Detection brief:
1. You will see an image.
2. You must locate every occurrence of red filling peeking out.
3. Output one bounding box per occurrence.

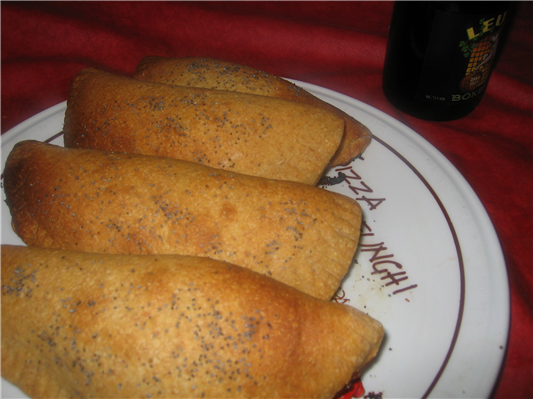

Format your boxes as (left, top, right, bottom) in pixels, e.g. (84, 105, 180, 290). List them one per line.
(334, 377, 365, 399)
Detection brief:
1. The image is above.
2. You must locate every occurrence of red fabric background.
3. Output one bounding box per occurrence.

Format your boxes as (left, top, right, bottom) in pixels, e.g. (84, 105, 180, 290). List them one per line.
(2, 1, 532, 398)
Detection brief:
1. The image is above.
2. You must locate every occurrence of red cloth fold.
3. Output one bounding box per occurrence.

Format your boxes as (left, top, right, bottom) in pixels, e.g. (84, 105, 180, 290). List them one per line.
(2, 2, 532, 398)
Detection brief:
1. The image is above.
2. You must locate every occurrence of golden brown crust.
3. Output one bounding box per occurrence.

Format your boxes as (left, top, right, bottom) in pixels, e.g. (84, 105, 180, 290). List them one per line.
(2, 245, 384, 399)
(4, 140, 362, 300)
(63, 67, 345, 185)
(134, 56, 373, 167)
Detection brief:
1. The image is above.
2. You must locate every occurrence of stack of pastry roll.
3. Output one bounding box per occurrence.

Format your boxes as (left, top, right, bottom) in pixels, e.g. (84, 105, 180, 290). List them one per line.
(63, 58, 373, 182)
(2, 58, 383, 399)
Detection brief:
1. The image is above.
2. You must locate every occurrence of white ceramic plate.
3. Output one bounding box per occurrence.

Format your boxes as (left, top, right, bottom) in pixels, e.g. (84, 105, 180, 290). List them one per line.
(1, 81, 509, 399)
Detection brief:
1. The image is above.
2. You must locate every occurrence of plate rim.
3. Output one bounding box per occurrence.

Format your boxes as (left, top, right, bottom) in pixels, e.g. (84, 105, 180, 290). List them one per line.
(294, 79, 509, 398)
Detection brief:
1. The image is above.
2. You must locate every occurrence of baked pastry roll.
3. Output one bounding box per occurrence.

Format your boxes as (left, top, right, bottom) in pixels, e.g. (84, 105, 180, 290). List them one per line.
(3, 140, 362, 300)
(63, 67, 344, 185)
(1, 245, 384, 399)
(134, 56, 372, 167)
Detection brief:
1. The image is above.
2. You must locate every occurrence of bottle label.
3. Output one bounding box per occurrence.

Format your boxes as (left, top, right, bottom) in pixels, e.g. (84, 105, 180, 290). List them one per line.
(416, 9, 507, 105)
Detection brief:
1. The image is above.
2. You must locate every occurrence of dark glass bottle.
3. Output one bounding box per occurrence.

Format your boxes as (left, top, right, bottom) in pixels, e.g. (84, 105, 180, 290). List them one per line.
(382, 1, 514, 121)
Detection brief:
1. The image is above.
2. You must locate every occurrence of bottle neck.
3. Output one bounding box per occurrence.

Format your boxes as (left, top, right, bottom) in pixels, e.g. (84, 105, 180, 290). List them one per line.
(432, 1, 511, 15)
